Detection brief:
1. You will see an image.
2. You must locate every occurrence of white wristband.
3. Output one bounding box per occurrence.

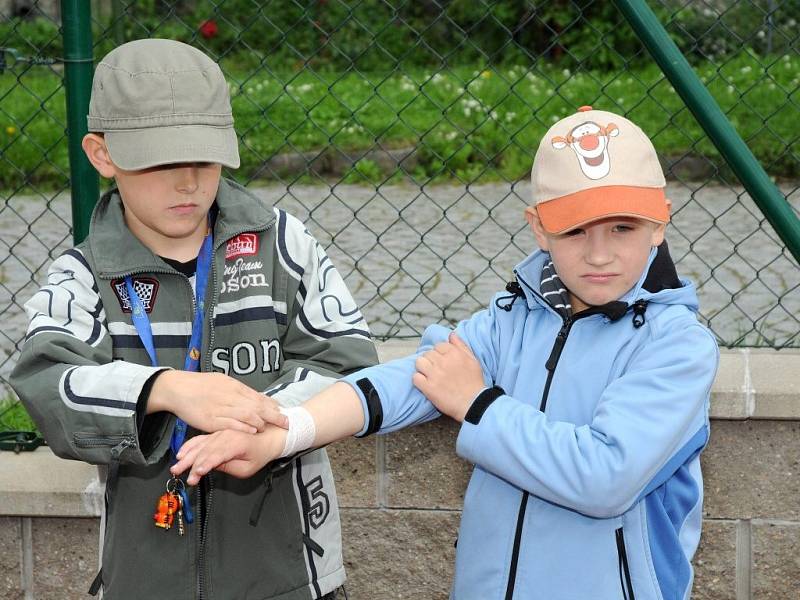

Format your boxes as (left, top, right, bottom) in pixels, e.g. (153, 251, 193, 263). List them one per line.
(278, 406, 316, 458)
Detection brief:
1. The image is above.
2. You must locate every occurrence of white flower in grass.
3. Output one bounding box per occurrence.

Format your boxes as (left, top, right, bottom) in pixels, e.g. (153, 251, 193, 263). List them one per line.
(741, 66, 752, 73)
(464, 107, 472, 117)
(562, 68, 571, 77)
(727, 85, 735, 94)
(490, 111, 499, 120)
(298, 84, 314, 93)
(455, 87, 464, 95)
(505, 112, 516, 122)
(256, 83, 263, 91)
(550, 115, 559, 122)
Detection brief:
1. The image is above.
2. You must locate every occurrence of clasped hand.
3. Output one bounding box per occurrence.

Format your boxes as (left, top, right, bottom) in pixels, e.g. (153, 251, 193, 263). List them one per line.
(150, 371, 290, 485)
(412, 332, 486, 422)
(149, 371, 288, 434)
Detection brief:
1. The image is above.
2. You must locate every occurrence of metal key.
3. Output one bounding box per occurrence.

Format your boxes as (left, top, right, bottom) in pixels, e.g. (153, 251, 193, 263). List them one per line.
(176, 493, 185, 536)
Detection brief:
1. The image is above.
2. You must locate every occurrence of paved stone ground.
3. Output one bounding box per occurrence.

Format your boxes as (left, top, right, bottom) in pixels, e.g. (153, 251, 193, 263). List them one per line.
(2, 181, 799, 397)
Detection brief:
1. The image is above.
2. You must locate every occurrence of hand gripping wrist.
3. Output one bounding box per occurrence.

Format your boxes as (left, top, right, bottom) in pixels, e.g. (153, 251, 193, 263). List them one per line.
(277, 406, 316, 458)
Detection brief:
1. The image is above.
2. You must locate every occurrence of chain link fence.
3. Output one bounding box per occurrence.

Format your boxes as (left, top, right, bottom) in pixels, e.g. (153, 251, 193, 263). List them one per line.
(2, 0, 799, 431)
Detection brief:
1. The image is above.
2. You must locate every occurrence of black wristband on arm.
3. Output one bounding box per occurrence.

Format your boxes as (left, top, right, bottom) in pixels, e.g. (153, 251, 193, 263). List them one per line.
(464, 385, 505, 425)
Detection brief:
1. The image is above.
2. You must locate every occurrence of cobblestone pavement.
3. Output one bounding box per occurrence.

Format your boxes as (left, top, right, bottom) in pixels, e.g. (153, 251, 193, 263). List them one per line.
(2, 181, 799, 395)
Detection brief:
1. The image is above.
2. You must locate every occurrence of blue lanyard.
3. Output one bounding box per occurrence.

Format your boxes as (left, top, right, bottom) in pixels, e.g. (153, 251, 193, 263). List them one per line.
(125, 228, 213, 522)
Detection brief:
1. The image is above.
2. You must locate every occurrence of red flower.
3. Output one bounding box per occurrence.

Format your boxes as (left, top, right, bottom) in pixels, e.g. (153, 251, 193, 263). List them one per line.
(199, 19, 218, 39)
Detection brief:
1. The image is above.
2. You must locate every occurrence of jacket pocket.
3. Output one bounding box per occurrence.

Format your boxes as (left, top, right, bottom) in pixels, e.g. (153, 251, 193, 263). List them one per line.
(616, 527, 636, 600)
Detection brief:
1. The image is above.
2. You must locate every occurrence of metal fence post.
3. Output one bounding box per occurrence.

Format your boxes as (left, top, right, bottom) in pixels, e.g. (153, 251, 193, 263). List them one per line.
(61, 0, 99, 245)
(613, 0, 800, 264)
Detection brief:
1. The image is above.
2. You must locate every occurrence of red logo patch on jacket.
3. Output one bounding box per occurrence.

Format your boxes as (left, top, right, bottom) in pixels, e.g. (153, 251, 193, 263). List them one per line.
(226, 233, 259, 259)
(111, 277, 159, 313)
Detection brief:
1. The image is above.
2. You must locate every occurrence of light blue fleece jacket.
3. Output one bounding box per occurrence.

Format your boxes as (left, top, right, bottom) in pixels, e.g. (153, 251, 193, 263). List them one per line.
(343, 248, 719, 600)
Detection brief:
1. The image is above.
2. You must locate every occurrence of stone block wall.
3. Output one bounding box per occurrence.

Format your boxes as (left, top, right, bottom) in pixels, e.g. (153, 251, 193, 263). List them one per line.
(1, 346, 799, 599)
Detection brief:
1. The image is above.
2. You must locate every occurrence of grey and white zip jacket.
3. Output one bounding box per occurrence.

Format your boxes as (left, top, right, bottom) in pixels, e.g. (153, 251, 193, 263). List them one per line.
(10, 178, 378, 600)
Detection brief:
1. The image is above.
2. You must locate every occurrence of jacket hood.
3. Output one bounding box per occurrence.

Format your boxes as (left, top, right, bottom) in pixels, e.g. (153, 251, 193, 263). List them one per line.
(87, 178, 275, 278)
(513, 240, 698, 314)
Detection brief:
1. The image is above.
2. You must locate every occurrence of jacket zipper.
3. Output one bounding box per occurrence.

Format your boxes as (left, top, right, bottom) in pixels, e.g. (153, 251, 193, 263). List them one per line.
(616, 528, 636, 600)
(74, 434, 137, 449)
(504, 304, 612, 599)
(197, 226, 224, 600)
(197, 473, 215, 600)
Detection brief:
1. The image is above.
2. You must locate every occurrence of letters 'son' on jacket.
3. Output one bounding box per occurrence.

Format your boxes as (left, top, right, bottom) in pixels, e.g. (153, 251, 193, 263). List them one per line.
(10, 179, 378, 600)
(344, 245, 719, 600)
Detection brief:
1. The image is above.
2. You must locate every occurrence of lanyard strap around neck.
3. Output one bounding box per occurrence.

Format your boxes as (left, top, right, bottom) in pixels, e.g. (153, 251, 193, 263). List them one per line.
(125, 228, 214, 458)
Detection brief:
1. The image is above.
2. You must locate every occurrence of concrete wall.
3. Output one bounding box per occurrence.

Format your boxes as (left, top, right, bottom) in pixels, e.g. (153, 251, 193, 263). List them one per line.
(1, 344, 799, 599)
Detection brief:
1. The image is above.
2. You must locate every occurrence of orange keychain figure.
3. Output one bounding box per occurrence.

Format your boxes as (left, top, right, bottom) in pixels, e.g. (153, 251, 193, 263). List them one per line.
(154, 492, 180, 530)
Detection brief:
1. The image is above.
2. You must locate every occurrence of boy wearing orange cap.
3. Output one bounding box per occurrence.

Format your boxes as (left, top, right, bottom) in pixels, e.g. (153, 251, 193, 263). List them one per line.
(172, 107, 719, 600)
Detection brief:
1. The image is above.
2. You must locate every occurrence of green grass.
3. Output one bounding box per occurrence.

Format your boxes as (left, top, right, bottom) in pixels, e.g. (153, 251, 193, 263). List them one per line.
(1, 52, 798, 190)
(0, 398, 38, 434)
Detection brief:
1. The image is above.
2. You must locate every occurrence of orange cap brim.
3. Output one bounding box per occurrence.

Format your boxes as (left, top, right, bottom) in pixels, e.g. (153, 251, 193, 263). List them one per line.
(536, 185, 669, 234)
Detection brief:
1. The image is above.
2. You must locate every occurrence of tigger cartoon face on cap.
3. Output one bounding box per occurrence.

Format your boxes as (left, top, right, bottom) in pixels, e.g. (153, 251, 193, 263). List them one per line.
(551, 121, 620, 180)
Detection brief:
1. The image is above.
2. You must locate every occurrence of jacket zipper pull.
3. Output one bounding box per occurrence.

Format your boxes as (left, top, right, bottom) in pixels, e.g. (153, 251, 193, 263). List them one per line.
(545, 319, 571, 371)
(107, 437, 135, 483)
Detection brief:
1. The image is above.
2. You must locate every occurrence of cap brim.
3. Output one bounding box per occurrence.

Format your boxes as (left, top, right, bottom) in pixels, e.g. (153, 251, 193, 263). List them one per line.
(104, 124, 240, 170)
(537, 185, 669, 234)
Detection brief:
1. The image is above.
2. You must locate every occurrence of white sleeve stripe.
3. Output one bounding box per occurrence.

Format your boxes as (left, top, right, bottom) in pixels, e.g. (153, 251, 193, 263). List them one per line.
(58, 368, 136, 418)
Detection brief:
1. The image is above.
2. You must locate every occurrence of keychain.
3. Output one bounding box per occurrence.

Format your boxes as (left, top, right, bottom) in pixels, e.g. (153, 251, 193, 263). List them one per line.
(154, 477, 187, 535)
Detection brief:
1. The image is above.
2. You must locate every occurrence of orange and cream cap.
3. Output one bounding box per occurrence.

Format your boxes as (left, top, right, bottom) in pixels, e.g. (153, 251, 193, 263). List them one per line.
(531, 106, 669, 234)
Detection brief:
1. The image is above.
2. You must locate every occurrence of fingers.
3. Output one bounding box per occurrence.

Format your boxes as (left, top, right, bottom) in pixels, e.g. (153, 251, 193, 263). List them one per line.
(415, 354, 434, 376)
(434, 342, 453, 355)
(448, 332, 471, 353)
(411, 372, 429, 395)
(214, 416, 259, 435)
(237, 386, 290, 431)
(171, 435, 209, 478)
(260, 404, 289, 430)
(185, 435, 243, 485)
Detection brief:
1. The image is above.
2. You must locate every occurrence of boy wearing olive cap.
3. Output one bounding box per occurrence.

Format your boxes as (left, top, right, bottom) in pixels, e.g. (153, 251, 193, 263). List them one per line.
(173, 106, 719, 600)
(11, 38, 377, 600)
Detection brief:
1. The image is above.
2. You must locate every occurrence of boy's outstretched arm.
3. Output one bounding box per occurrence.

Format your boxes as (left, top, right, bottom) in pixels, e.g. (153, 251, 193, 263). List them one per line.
(171, 381, 365, 485)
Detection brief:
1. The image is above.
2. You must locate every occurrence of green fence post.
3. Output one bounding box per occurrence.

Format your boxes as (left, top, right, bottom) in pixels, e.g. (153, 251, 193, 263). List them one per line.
(61, 0, 99, 245)
(613, 0, 800, 264)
